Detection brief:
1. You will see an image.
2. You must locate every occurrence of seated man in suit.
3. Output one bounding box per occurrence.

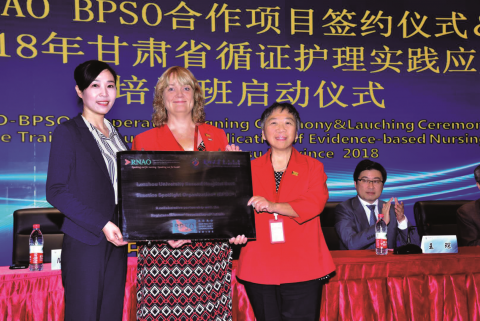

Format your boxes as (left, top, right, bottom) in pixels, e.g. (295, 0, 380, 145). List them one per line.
(456, 164, 480, 247)
(335, 159, 419, 250)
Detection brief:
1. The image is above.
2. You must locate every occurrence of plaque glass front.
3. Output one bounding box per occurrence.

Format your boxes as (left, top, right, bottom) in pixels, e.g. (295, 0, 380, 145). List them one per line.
(118, 151, 256, 241)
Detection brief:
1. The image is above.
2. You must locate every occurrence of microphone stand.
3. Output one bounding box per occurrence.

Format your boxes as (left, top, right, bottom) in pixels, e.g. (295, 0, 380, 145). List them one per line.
(393, 226, 422, 254)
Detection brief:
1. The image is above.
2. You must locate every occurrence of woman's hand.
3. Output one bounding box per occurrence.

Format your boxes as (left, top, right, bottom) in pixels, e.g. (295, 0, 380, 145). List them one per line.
(102, 221, 128, 246)
(248, 196, 300, 218)
(229, 234, 248, 245)
(248, 196, 275, 213)
(167, 240, 192, 248)
(225, 144, 241, 151)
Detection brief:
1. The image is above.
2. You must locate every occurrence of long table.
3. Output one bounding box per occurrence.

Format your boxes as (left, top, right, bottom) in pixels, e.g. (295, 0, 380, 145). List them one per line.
(320, 247, 480, 320)
(2, 247, 480, 320)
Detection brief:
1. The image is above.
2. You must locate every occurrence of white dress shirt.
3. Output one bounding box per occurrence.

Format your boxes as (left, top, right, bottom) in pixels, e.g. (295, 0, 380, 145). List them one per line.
(358, 196, 408, 229)
(82, 116, 126, 204)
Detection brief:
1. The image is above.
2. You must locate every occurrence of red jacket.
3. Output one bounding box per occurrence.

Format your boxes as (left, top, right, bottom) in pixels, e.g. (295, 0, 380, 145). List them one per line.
(132, 123, 228, 151)
(237, 148, 335, 284)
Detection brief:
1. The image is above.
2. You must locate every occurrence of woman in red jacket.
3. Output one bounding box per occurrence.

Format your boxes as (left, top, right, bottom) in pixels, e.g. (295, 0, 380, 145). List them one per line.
(132, 66, 247, 321)
(237, 102, 335, 321)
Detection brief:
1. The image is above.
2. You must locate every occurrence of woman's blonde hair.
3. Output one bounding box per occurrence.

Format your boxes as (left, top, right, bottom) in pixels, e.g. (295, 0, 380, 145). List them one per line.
(152, 66, 206, 126)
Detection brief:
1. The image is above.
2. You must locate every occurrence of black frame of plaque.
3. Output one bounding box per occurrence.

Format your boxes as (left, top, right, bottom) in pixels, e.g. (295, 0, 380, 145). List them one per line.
(117, 151, 256, 241)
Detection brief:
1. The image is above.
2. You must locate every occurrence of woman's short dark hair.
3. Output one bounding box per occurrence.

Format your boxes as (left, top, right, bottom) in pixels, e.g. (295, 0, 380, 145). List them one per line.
(74, 60, 117, 92)
(353, 159, 387, 183)
(474, 164, 480, 183)
(259, 102, 301, 131)
(152, 66, 205, 127)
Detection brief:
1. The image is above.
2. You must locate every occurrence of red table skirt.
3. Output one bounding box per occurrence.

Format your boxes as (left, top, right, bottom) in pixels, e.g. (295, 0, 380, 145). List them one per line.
(2, 247, 480, 320)
(0, 266, 64, 320)
(320, 248, 480, 320)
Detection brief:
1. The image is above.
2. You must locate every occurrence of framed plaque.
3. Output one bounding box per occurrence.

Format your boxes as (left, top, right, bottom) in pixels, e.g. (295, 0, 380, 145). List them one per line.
(117, 151, 256, 241)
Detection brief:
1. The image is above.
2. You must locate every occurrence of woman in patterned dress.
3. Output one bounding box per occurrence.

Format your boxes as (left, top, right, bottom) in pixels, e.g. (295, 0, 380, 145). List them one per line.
(132, 66, 247, 321)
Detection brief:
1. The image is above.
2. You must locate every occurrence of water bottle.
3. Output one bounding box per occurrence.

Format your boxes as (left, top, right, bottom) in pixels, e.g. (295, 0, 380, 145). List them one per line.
(29, 224, 44, 271)
(375, 214, 388, 255)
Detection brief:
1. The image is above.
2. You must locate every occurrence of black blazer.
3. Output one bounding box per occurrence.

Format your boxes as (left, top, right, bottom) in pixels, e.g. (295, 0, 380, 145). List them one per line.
(46, 114, 125, 245)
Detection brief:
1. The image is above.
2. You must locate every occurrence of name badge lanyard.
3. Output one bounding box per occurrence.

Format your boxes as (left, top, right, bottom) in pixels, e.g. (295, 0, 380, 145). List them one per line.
(269, 169, 286, 244)
(270, 212, 285, 244)
(193, 125, 199, 150)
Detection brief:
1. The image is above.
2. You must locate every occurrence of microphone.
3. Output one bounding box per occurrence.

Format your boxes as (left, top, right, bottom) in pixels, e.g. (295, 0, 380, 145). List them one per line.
(393, 226, 422, 254)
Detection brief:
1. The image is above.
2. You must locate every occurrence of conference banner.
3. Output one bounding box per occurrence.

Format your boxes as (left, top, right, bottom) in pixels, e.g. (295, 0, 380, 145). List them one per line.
(0, 0, 479, 265)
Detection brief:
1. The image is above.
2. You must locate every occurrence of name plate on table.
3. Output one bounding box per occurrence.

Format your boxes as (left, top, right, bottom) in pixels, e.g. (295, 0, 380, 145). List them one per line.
(51, 249, 61, 270)
(421, 235, 458, 254)
(118, 151, 256, 241)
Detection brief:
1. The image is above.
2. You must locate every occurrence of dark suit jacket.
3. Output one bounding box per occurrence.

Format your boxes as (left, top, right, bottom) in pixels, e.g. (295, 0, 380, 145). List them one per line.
(456, 199, 480, 246)
(335, 196, 419, 250)
(46, 114, 125, 245)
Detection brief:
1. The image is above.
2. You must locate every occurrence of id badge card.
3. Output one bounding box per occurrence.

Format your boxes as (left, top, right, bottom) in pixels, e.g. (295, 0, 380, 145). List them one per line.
(269, 214, 285, 244)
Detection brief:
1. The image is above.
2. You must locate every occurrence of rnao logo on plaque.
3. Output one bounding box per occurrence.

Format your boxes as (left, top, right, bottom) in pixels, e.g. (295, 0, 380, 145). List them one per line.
(125, 158, 151, 165)
(172, 219, 197, 235)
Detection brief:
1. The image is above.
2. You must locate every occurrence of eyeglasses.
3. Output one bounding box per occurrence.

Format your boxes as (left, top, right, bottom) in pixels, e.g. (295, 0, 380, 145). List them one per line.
(357, 178, 383, 185)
